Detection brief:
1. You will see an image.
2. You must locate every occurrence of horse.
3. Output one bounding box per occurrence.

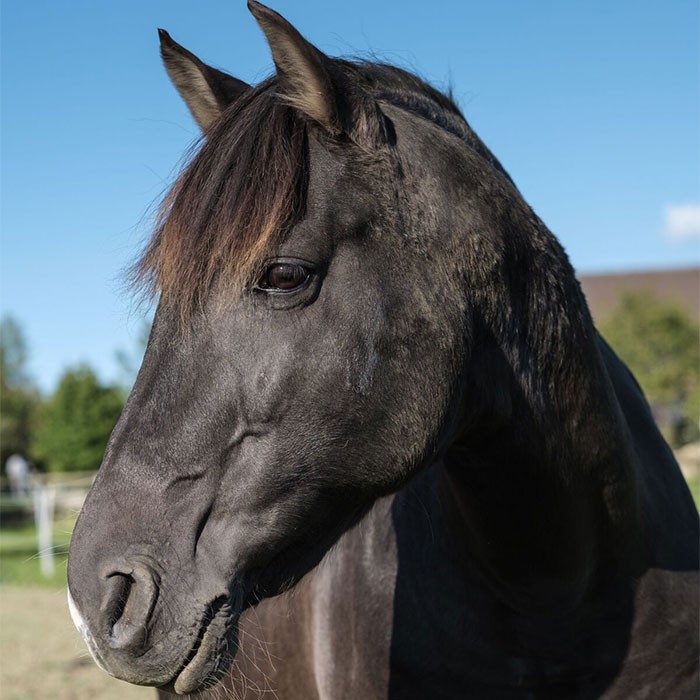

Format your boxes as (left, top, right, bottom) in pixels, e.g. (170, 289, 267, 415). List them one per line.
(66, 3, 699, 698)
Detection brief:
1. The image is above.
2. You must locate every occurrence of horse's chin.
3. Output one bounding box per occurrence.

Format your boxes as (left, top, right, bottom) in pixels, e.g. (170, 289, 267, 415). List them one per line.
(160, 603, 239, 695)
(70, 585, 239, 695)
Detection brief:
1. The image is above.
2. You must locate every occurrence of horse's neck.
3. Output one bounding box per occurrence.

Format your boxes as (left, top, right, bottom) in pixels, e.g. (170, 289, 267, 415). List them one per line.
(382, 326, 697, 688)
(438, 314, 643, 613)
(376, 336, 643, 690)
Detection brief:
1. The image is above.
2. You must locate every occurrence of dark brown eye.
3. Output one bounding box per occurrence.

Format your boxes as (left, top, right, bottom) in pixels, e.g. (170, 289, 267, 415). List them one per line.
(258, 263, 309, 291)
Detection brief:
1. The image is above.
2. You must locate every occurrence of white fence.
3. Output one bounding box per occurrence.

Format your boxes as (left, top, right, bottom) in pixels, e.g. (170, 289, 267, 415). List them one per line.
(3, 471, 96, 578)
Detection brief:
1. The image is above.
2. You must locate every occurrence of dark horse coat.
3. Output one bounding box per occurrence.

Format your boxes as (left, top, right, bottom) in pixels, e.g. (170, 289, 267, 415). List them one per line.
(67, 3, 699, 698)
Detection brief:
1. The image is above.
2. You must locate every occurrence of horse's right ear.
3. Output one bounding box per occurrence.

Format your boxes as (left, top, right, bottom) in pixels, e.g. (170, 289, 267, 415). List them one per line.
(247, 1, 390, 148)
(158, 29, 250, 132)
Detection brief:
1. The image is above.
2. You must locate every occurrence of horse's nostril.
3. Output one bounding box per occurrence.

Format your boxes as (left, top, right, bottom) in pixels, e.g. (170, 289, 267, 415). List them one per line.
(101, 566, 158, 653)
(102, 573, 133, 631)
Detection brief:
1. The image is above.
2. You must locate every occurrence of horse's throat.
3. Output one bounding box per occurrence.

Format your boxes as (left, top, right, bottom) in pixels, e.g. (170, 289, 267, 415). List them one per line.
(441, 339, 642, 611)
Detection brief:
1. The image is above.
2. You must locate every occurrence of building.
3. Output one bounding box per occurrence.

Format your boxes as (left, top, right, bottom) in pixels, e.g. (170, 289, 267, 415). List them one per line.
(579, 266, 699, 323)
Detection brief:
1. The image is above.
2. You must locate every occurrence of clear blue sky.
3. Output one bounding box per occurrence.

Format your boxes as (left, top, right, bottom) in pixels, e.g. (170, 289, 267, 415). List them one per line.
(2, 0, 698, 392)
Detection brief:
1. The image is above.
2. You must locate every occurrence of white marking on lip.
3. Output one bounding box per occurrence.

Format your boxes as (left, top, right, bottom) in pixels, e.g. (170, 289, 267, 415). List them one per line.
(67, 588, 109, 673)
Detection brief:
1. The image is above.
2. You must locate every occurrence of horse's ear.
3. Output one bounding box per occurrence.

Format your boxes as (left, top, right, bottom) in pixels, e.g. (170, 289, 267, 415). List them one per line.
(247, 1, 343, 135)
(158, 29, 250, 131)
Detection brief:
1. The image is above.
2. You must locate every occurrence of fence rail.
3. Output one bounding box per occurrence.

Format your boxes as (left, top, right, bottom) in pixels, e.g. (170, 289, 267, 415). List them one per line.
(1, 471, 97, 578)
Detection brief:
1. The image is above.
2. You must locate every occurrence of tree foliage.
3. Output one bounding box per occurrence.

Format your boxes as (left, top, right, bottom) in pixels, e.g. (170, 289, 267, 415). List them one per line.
(0, 316, 40, 468)
(32, 366, 124, 472)
(1, 316, 30, 388)
(600, 291, 700, 446)
(2, 317, 127, 474)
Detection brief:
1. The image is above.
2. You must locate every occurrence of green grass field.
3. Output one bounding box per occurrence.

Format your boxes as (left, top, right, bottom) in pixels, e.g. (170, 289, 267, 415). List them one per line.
(0, 516, 73, 587)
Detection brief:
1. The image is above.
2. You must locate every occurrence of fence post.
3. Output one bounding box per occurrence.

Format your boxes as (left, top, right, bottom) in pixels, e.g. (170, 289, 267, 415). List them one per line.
(34, 485, 56, 578)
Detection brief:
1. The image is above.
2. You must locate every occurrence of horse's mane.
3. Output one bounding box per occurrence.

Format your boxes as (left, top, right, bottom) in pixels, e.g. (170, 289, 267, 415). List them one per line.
(133, 76, 306, 326)
(132, 61, 507, 325)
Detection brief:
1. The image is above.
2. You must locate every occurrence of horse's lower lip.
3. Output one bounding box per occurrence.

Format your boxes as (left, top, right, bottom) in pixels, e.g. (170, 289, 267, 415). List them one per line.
(161, 600, 234, 695)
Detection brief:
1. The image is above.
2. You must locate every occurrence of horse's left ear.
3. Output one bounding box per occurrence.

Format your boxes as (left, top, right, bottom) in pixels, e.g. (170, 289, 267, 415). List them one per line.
(159, 29, 250, 132)
(248, 1, 388, 146)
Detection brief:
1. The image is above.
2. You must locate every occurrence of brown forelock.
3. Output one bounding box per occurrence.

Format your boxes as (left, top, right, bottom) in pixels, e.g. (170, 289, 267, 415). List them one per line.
(133, 78, 309, 328)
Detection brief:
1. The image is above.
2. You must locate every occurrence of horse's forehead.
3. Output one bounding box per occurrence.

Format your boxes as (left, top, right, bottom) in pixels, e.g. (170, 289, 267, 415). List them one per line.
(303, 136, 377, 227)
(306, 136, 347, 195)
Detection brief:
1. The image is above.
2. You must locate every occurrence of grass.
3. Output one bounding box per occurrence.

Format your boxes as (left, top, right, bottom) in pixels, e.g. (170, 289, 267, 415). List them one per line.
(0, 515, 74, 587)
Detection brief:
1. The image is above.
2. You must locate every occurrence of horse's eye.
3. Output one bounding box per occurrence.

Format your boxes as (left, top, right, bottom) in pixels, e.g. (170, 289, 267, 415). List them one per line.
(258, 263, 309, 291)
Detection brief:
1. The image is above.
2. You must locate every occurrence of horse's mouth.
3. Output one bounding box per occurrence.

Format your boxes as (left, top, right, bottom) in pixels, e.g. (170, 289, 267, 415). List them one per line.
(161, 597, 237, 695)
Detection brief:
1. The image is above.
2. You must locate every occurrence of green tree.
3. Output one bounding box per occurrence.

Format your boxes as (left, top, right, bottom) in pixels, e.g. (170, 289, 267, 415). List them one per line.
(32, 365, 124, 472)
(0, 316, 40, 468)
(600, 291, 700, 446)
(1, 315, 29, 387)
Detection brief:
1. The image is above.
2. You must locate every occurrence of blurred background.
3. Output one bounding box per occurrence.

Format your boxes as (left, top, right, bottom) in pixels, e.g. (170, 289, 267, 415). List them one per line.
(1, 1, 698, 697)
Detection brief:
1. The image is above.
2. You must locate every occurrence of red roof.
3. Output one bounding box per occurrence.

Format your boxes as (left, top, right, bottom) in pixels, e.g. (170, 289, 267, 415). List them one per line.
(579, 267, 699, 323)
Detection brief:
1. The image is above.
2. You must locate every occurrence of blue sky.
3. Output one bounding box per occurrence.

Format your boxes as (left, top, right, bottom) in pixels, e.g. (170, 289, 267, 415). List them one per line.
(2, 0, 698, 392)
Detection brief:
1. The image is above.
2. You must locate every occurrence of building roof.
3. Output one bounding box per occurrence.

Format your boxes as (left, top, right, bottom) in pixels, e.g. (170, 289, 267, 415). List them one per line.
(579, 267, 699, 323)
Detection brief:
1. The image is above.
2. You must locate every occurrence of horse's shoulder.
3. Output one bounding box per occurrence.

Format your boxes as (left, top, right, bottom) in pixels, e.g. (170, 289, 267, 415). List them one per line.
(604, 568, 699, 699)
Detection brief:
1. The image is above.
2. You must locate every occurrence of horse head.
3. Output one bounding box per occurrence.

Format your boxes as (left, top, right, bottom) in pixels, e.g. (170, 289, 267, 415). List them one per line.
(66, 2, 504, 692)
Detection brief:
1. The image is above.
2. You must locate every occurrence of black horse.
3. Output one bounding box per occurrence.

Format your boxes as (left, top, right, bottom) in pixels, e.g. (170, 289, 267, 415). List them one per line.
(67, 3, 699, 698)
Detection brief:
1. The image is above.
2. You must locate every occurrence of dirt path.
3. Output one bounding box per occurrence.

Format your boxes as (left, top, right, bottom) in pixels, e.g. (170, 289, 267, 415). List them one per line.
(0, 586, 151, 700)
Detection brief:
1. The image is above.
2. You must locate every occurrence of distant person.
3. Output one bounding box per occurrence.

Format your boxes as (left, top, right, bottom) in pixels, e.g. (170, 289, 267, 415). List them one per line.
(5, 453, 31, 497)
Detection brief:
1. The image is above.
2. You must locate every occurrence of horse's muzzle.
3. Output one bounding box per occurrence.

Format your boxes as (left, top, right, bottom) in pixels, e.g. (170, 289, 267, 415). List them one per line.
(67, 558, 169, 683)
(67, 554, 239, 694)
